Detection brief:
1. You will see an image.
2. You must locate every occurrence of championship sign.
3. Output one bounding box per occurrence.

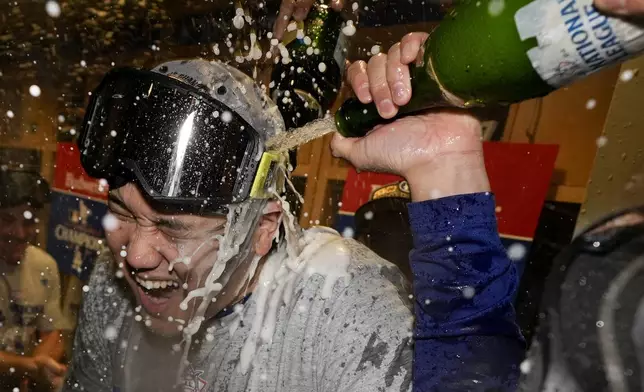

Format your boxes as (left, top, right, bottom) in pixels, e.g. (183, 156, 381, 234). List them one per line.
(46, 143, 109, 282)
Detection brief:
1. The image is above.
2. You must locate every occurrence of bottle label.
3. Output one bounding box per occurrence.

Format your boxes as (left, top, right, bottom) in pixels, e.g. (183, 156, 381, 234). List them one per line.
(515, 0, 644, 88)
(334, 32, 349, 77)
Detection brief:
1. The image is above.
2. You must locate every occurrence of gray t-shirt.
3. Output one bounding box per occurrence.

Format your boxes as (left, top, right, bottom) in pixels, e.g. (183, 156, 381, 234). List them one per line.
(63, 233, 413, 392)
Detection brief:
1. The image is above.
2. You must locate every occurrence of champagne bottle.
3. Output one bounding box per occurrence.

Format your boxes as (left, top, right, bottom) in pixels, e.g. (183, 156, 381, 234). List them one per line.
(335, 0, 644, 138)
(270, 3, 346, 130)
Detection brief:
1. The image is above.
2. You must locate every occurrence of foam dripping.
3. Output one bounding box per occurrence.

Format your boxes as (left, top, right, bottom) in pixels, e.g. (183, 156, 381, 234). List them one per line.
(236, 196, 351, 374)
(176, 200, 266, 380)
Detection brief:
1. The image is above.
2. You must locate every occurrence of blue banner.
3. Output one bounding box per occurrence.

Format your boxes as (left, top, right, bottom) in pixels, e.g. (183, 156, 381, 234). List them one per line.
(46, 191, 109, 282)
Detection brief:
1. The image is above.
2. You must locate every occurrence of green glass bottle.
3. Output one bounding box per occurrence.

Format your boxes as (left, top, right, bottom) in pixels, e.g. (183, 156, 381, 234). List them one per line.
(271, 3, 346, 130)
(335, 0, 644, 138)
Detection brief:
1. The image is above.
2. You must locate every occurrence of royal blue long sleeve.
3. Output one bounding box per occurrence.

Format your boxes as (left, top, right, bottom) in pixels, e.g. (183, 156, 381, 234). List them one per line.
(408, 193, 525, 391)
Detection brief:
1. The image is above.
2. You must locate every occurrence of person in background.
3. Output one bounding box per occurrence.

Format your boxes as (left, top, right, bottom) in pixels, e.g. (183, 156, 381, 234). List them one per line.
(0, 169, 68, 391)
(354, 180, 414, 282)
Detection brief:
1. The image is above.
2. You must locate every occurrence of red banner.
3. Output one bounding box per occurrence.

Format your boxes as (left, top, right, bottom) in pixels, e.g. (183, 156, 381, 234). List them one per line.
(338, 142, 559, 240)
(53, 142, 108, 201)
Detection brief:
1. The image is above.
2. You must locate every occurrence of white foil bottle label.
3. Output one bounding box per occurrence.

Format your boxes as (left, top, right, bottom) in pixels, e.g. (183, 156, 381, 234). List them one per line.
(515, 0, 644, 87)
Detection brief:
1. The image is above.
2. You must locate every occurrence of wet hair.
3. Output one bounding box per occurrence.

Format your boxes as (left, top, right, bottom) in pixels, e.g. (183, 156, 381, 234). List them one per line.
(0, 169, 50, 209)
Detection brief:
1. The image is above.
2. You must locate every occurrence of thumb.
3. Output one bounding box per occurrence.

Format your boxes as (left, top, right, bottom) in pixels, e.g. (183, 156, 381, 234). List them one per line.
(594, 0, 643, 14)
(330, 133, 357, 162)
(43, 358, 67, 375)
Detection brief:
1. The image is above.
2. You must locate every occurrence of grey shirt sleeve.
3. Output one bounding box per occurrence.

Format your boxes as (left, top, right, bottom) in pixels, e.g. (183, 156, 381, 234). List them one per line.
(63, 261, 115, 392)
(315, 265, 413, 392)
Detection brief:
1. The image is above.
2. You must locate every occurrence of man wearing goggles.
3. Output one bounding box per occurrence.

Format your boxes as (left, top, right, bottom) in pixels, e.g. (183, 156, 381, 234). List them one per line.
(63, 59, 413, 392)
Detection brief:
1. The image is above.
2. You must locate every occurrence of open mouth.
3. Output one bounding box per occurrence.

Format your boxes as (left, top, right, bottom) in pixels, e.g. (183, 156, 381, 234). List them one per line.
(135, 276, 181, 302)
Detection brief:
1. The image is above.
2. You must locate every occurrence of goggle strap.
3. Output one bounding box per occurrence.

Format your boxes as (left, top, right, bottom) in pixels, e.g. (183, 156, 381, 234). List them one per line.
(249, 151, 286, 199)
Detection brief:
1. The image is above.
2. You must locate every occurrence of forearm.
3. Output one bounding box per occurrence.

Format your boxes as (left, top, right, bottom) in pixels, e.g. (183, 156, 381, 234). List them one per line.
(404, 151, 490, 202)
(406, 156, 524, 390)
(34, 330, 65, 362)
(0, 351, 36, 377)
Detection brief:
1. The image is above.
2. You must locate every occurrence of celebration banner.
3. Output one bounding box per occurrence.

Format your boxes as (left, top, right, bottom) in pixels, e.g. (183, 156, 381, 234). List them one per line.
(46, 143, 109, 282)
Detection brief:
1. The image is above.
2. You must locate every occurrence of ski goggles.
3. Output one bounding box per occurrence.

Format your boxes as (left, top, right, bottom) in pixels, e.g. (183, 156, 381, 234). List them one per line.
(78, 67, 284, 214)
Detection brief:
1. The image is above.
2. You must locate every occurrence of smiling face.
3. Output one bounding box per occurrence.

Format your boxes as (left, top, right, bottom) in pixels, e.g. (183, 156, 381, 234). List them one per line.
(105, 183, 279, 337)
(0, 204, 40, 265)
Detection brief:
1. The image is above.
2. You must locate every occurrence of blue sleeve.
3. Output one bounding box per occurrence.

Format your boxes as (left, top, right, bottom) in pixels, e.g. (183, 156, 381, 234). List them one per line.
(408, 193, 524, 392)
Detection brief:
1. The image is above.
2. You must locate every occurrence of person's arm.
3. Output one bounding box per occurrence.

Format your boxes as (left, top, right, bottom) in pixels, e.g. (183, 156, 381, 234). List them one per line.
(0, 351, 38, 376)
(330, 32, 525, 391)
(408, 192, 524, 391)
(33, 330, 65, 362)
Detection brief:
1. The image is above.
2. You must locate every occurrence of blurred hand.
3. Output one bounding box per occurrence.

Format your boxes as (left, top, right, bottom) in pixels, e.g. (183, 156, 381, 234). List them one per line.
(33, 355, 67, 389)
(273, 0, 343, 40)
(594, 0, 644, 15)
(331, 32, 490, 201)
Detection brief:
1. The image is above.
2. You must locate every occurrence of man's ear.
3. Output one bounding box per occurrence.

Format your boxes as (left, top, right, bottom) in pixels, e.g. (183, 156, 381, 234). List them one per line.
(255, 200, 282, 256)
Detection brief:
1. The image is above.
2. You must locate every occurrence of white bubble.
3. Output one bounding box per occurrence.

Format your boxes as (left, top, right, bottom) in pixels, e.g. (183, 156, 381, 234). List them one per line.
(306, 47, 314, 56)
(104, 325, 118, 340)
(352, 2, 359, 10)
(462, 286, 476, 299)
(221, 111, 233, 123)
(364, 211, 374, 220)
(593, 241, 601, 248)
(115, 270, 124, 279)
(287, 21, 297, 32)
(23, 211, 33, 219)
(69, 128, 76, 135)
(29, 85, 41, 97)
(82, 285, 89, 293)
(110, 130, 117, 137)
(342, 21, 356, 36)
(233, 15, 245, 29)
(488, 0, 505, 15)
(144, 319, 152, 327)
(448, 246, 454, 252)
(102, 213, 119, 232)
(9, 367, 15, 373)
(57, 114, 65, 123)
(318, 62, 327, 73)
(507, 243, 527, 261)
(205, 333, 214, 342)
(620, 69, 635, 82)
(303, 36, 312, 46)
(342, 227, 355, 238)
(520, 359, 532, 374)
(596, 320, 604, 328)
(13, 388, 19, 392)
(596, 135, 608, 148)
(119, 250, 127, 258)
(99, 178, 108, 189)
(585, 98, 597, 110)
(337, 201, 343, 207)
(370, 45, 381, 55)
(6, 110, 14, 118)
(45, 1, 61, 18)
(80, 60, 87, 67)
(135, 314, 142, 322)
(424, 299, 431, 305)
